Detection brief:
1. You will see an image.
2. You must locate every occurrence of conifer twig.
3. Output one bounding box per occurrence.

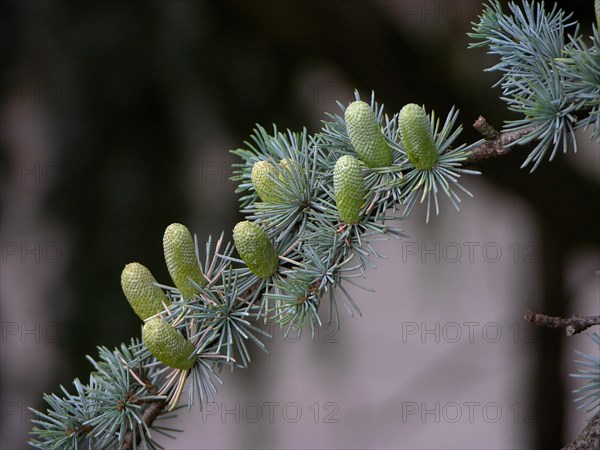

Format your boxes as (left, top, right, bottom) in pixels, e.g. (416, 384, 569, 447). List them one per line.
(466, 117, 538, 163)
(121, 399, 167, 450)
(562, 412, 600, 450)
(524, 310, 600, 336)
(473, 116, 501, 140)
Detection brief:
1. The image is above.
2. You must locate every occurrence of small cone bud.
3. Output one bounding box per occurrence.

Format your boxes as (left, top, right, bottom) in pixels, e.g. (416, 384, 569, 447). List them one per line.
(345, 100, 393, 168)
(233, 221, 278, 278)
(398, 103, 438, 170)
(251, 160, 284, 203)
(143, 317, 196, 370)
(163, 223, 204, 299)
(334, 155, 365, 224)
(278, 158, 300, 179)
(278, 158, 302, 192)
(121, 262, 168, 320)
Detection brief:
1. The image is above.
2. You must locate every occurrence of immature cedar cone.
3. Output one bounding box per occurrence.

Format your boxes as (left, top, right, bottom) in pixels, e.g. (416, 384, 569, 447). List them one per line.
(278, 158, 302, 192)
(333, 155, 365, 224)
(398, 103, 438, 170)
(344, 100, 393, 168)
(121, 262, 168, 320)
(232, 220, 279, 278)
(142, 317, 196, 370)
(163, 223, 205, 298)
(278, 158, 295, 175)
(278, 158, 299, 179)
(251, 160, 284, 203)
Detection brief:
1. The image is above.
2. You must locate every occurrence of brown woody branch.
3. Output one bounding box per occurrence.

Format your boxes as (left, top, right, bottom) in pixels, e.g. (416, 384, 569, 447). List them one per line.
(476, 109, 600, 448)
(562, 412, 600, 450)
(466, 116, 538, 164)
(121, 398, 167, 450)
(524, 310, 600, 336)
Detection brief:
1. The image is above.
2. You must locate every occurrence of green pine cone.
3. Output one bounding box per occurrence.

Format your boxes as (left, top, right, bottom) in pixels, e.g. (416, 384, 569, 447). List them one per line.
(278, 158, 299, 179)
(121, 262, 168, 320)
(163, 223, 205, 299)
(142, 317, 196, 370)
(278, 158, 301, 190)
(333, 155, 365, 224)
(233, 220, 279, 278)
(344, 100, 393, 168)
(398, 103, 438, 170)
(251, 160, 284, 203)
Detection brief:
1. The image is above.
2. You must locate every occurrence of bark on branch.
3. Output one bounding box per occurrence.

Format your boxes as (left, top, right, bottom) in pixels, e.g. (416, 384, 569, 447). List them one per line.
(562, 413, 600, 450)
(466, 116, 538, 164)
(121, 398, 167, 450)
(524, 310, 600, 336)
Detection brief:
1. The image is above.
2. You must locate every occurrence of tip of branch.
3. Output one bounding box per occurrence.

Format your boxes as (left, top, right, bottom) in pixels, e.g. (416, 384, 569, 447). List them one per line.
(473, 116, 500, 140)
(524, 309, 535, 323)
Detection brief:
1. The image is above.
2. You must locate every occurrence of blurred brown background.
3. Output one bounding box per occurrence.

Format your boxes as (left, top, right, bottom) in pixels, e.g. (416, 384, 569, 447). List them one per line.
(1, 1, 599, 449)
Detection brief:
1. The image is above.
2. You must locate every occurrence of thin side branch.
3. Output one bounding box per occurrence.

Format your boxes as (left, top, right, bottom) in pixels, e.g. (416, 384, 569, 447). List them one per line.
(466, 116, 538, 163)
(524, 310, 600, 336)
(121, 398, 167, 450)
(562, 412, 600, 450)
(473, 115, 500, 140)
